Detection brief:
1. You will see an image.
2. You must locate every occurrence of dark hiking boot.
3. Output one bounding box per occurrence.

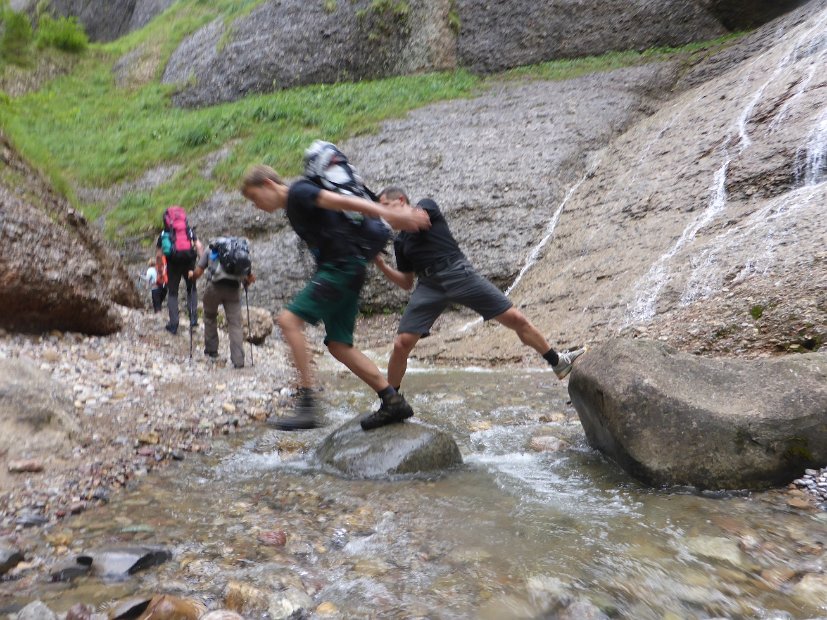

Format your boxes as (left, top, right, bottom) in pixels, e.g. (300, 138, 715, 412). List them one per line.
(552, 347, 586, 379)
(165, 323, 178, 335)
(360, 392, 414, 431)
(204, 350, 218, 359)
(269, 389, 320, 431)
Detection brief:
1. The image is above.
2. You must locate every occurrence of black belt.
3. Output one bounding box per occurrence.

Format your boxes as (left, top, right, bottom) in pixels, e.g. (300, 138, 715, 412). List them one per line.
(418, 256, 461, 278)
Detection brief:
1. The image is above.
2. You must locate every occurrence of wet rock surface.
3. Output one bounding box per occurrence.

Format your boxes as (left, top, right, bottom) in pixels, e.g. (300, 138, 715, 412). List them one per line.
(315, 416, 462, 478)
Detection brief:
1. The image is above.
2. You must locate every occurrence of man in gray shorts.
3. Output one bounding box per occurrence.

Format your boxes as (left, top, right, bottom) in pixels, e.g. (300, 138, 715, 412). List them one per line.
(374, 187, 585, 426)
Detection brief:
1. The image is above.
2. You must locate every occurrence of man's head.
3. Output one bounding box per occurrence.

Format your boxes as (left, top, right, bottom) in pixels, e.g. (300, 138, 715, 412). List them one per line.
(241, 165, 288, 213)
(378, 186, 410, 208)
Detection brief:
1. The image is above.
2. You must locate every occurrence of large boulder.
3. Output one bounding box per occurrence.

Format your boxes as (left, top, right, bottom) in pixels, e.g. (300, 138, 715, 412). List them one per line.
(454, 0, 725, 74)
(162, 0, 456, 108)
(568, 339, 827, 490)
(39, 0, 174, 42)
(0, 134, 141, 334)
(315, 417, 462, 479)
(159, 0, 799, 108)
(0, 358, 80, 453)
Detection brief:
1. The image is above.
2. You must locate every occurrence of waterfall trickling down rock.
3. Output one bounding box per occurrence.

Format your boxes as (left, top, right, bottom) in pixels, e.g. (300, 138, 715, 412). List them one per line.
(795, 108, 827, 186)
(621, 1, 827, 326)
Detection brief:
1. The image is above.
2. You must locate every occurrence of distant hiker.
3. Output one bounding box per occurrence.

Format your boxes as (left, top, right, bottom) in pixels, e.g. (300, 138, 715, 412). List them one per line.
(375, 186, 585, 401)
(240, 159, 431, 431)
(145, 256, 168, 313)
(189, 237, 254, 369)
(156, 205, 201, 335)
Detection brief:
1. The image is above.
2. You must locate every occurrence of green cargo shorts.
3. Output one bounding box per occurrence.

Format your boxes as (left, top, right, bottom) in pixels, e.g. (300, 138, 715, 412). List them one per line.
(286, 258, 367, 346)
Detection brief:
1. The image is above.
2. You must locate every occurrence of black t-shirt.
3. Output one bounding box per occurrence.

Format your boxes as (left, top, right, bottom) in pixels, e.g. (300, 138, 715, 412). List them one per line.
(394, 199, 464, 273)
(287, 180, 354, 264)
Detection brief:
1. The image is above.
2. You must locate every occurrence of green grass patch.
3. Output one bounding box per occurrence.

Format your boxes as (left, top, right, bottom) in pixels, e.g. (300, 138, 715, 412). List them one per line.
(4, 63, 479, 237)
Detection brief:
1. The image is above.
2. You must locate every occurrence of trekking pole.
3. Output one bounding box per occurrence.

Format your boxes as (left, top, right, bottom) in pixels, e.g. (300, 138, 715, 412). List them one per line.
(244, 283, 254, 367)
(188, 277, 195, 360)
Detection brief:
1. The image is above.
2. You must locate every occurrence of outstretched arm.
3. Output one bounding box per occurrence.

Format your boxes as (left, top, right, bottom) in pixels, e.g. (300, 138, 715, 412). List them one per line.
(316, 190, 431, 233)
(374, 255, 415, 291)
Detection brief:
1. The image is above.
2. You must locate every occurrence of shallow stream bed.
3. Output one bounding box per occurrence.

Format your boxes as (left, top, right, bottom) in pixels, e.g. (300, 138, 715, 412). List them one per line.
(3, 367, 826, 619)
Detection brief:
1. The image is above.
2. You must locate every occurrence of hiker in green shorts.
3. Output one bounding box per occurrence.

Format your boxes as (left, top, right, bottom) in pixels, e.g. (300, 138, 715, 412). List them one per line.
(374, 187, 585, 415)
(240, 165, 431, 431)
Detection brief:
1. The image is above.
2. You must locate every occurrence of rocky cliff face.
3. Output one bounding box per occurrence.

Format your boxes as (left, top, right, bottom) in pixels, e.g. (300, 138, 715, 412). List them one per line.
(162, 0, 733, 107)
(0, 134, 141, 335)
(35, 0, 174, 42)
(404, 0, 827, 364)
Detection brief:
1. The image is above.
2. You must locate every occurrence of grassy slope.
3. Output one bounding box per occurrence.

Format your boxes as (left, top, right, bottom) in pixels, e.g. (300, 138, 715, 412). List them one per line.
(0, 0, 743, 242)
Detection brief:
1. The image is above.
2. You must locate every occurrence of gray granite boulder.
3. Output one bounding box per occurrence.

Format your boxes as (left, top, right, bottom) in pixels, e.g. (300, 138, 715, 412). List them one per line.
(568, 339, 827, 490)
(315, 417, 462, 479)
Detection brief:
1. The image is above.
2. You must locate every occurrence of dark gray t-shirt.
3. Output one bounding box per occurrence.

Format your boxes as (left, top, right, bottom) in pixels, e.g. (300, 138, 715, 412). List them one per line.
(394, 199, 465, 273)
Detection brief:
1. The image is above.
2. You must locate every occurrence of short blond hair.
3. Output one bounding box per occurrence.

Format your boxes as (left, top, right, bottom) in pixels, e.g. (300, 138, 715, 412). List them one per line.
(241, 164, 285, 195)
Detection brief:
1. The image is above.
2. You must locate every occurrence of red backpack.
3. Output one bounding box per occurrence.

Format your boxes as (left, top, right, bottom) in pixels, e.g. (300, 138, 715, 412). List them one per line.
(162, 206, 196, 262)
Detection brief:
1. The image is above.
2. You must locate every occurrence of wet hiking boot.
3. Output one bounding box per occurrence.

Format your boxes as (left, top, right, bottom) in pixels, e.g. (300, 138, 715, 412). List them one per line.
(552, 347, 586, 380)
(269, 388, 320, 431)
(360, 392, 414, 431)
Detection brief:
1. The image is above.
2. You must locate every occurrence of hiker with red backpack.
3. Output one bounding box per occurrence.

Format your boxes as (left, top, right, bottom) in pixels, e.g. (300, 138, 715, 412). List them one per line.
(156, 205, 202, 335)
(239, 142, 431, 431)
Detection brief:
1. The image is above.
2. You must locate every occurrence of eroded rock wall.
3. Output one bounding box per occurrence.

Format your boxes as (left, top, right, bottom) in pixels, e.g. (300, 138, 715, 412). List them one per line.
(0, 134, 141, 335)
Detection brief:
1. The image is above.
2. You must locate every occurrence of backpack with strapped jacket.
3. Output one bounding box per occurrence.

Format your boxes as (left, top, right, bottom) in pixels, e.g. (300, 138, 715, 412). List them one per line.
(302, 140, 391, 261)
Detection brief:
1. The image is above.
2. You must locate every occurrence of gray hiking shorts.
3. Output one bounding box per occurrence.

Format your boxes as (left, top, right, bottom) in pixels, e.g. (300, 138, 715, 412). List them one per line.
(398, 259, 513, 336)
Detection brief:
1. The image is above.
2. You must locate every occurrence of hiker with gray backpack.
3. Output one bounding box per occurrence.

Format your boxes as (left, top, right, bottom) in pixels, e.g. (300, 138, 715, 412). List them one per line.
(239, 141, 431, 431)
(188, 237, 255, 369)
(156, 205, 201, 335)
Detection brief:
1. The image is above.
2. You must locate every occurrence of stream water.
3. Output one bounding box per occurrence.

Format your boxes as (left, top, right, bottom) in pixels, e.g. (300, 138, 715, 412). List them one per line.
(4, 367, 826, 619)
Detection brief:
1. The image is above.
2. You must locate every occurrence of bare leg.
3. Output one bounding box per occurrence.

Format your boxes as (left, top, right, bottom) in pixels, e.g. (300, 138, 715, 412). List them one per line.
(327, 341, 389, 392)
(388, 332, 421, 389)
(493, 307, 551, 355)
(277, 310, 314, 388)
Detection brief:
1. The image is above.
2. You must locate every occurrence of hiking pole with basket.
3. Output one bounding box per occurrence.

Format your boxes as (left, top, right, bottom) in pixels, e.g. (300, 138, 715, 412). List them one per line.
(244, 283, 254, 367)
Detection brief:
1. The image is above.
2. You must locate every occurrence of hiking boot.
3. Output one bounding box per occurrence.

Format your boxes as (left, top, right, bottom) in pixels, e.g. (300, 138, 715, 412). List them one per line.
(269, 389, 320, 431)
(164, 323, 178, 335)
(360, 392, 414, 431)
(204, 350, 218, 359)
(552, 348, 586, 380)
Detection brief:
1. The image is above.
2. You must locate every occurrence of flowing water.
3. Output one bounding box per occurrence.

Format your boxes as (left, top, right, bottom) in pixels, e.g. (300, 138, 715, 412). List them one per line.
(4, 367, 826, 619)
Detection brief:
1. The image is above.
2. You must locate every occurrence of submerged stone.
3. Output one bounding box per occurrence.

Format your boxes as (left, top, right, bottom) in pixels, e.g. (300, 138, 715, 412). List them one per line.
(77, 546, 171, 579)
